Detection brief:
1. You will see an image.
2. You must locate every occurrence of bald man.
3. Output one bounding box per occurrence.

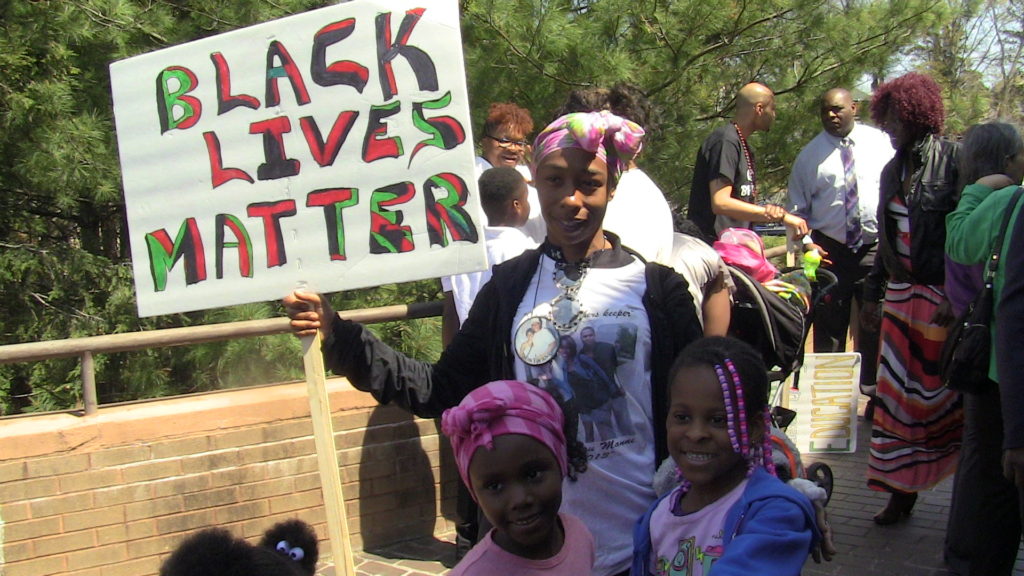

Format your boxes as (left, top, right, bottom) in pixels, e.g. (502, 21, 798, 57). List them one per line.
(787, 88, 893, 400)
(688, 82, 807, 241)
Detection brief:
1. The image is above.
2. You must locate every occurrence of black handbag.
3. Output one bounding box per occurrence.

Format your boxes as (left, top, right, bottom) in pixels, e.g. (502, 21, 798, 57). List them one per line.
(940, 186, 1024, 393)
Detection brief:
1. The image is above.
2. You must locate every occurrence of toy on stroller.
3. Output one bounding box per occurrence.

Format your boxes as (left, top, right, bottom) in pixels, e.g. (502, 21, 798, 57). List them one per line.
(726, 262, 836, 503)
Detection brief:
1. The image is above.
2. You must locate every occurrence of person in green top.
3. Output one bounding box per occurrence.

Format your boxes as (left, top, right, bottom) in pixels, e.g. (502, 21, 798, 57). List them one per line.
(944, 121, 1024, 576)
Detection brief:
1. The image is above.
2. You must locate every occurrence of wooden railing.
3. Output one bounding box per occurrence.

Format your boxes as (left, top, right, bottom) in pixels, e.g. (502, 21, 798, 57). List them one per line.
(0, 300, 444, 416)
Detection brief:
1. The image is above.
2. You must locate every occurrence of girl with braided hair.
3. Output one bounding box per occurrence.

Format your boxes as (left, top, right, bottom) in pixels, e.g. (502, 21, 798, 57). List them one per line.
(631, 337, 819, 576)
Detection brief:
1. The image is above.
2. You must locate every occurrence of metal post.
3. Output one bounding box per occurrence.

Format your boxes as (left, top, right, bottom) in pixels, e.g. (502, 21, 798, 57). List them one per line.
(82, 351, 98, 416)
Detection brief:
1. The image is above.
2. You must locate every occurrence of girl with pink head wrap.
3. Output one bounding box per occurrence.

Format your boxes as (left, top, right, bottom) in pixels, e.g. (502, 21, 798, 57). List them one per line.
(528, 110, 645, 267)
(441, 380, 594, 575)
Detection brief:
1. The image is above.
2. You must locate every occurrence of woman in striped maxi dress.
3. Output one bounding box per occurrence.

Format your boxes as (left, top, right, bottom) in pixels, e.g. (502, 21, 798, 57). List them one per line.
(859, 73, 963, 525)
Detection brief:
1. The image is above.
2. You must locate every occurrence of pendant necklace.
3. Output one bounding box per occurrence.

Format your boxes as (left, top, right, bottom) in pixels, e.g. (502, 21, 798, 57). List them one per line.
(513, 251, 588, 366)
(542, 241, 595, 334)
(550, 259, 588, 333)
(732, 122, 758, 201)
(514, 240, 609, 365)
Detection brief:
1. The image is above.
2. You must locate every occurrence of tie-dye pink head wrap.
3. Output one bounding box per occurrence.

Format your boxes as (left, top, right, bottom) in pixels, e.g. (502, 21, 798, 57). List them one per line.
(531, 110, 645, 183)
(441, 380, 567, 502)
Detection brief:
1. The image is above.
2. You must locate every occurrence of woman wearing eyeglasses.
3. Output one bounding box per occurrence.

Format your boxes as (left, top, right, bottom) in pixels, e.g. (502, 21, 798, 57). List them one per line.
(475, 102, 533, 174)
(475, 102, 546, 242)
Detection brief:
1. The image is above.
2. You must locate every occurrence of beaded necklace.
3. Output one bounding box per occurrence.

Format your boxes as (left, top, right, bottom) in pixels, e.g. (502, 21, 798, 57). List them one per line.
(539, 242, 592, 334)
(732, 122, 758, 201)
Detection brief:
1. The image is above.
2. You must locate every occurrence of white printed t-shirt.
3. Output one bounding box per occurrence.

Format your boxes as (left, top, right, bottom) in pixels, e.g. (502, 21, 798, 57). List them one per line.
(512, 250, 654, 576)
(648, 479, 748, 576)
(603, 168, 674, 264)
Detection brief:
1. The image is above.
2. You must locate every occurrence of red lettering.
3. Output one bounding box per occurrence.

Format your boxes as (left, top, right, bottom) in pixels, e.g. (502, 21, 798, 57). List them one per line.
(265, 41, 311, 107)
(375, 9, 438, 101)
(300, 111, 359, 167)
(203, 131, 255, 188)
(211, 52, 260, 114)
(249, 117, 300, 180)
(215, 213, 254, 278)
(156, 66, 202, 133)
(247, 200, 298, 267)
(369, 182, 416, 254)
(307, 188, 359, 261)
(311, 19, 369, 93)
(423, 173, 478, 247)
(362, 102, 403, 163)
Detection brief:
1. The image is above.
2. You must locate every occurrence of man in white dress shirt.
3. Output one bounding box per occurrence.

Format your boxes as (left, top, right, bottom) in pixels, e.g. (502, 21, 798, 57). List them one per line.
(788, 87, 894, 403)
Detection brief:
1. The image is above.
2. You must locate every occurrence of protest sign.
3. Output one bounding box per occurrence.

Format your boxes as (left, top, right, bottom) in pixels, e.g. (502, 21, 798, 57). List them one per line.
(785, 353, 861, 454)
(111, 0, 483, 317)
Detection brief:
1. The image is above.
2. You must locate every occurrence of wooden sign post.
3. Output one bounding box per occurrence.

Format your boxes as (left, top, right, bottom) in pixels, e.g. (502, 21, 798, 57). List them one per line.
(302, 331, 355, 575)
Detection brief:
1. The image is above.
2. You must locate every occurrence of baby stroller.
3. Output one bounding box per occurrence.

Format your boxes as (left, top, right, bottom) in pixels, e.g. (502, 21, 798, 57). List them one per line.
(725, 263, 837, 504)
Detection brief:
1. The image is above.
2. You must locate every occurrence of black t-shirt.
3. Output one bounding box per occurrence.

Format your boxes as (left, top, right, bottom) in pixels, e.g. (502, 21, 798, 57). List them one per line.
(687, 123, 756, 240)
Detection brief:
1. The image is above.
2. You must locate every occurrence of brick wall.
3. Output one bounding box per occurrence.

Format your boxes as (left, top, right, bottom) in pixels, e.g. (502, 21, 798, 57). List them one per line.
(0, 378, 457, 576)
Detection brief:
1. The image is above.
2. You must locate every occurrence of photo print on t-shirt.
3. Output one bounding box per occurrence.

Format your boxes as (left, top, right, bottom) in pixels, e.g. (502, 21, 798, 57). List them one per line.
(522, 315, 641, 451)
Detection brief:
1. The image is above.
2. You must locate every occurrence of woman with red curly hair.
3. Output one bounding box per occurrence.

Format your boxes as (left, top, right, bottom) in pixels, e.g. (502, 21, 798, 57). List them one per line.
(476, 102, 534, 173)
(474, 102, 545, 242)
(859, 73, 963, 525)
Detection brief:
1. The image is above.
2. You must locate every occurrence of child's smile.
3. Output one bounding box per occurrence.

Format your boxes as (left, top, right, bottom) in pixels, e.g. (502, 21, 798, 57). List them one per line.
(667, 365, 754, 511)
(469, 434, 565, 559)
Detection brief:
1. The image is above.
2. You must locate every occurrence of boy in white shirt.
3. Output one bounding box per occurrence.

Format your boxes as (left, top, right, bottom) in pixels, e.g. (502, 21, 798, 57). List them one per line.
(442, 166, 537, 344)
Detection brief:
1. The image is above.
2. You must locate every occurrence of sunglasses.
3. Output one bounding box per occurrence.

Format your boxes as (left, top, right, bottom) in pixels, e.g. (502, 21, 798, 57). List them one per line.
(485, 134, 529, 148)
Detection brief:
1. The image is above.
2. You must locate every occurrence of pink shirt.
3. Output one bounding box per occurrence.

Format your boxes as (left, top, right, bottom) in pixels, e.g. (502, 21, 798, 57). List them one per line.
(449, 513, 595, 576)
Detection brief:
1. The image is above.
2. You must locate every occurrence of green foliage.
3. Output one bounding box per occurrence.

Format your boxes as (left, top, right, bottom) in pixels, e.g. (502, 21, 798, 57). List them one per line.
(460, 0, 942, 207)
(329, 280, 445, 362)
(0, 0, 337, 415)
(907, 0, 993, 133)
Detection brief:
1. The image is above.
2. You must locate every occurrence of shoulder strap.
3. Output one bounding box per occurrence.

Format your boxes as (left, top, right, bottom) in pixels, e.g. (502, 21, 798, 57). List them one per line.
(986, 186, 1024, 283)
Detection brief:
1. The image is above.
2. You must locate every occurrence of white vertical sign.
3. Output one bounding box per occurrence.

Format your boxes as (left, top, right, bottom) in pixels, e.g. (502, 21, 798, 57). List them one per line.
(786, 353, 861, 454)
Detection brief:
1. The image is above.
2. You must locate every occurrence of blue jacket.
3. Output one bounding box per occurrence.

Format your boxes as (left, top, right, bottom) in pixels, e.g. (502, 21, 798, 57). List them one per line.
(631, 468, 819, 576)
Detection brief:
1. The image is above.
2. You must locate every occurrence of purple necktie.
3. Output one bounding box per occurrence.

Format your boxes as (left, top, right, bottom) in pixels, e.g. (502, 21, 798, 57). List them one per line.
(840, 138, 862, 250)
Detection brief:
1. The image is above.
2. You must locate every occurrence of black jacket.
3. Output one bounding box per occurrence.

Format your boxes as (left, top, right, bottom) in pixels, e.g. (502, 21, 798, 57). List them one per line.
(997, 208, 1024, 449)
(864, 135, 960, 302)
(323, 245, 703, 465)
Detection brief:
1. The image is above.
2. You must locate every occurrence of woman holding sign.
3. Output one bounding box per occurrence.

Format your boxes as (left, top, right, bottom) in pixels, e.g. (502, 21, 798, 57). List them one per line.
(286, 111, 834, 574)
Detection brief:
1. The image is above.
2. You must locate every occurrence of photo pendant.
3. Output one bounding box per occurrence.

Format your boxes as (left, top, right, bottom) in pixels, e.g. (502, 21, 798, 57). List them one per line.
(550, 295, 583, 333)
(513, 315, 560, 366)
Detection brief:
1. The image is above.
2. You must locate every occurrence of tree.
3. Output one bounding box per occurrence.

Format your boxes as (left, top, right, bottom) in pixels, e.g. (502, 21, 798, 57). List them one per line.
(904, 0, 992, 133)
(986, 0, 1024, 122)
(460, 0, 947, 206)
(0, 1, 446, 415)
